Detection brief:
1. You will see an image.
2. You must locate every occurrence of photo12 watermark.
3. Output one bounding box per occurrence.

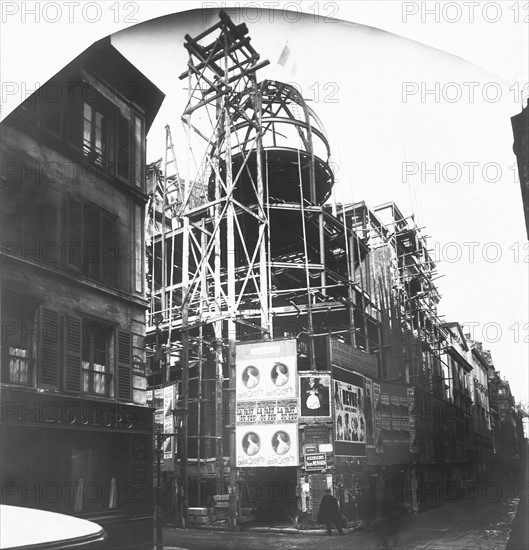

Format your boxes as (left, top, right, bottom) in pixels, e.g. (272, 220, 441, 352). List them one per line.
(402, 81, 529, 106)
(401, 161, 520, 184)
(0, 1, 140, 24)
(430, 241, 529, 265)
(201, 2, 340, 24)
(402, 2, 528, 24)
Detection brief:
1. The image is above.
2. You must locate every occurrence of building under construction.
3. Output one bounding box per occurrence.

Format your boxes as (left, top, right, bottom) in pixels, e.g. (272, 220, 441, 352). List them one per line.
(145, 11, 381, 527)
(144, 10, 498, 528)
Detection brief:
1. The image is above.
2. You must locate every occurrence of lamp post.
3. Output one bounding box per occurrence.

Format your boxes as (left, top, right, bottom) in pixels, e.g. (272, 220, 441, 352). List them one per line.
(155, 428, 178, 550)
(153, 312, 165, 550)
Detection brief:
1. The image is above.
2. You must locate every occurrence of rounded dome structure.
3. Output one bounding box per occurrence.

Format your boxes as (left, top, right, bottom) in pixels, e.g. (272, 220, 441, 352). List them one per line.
(209, 80, 335, 206)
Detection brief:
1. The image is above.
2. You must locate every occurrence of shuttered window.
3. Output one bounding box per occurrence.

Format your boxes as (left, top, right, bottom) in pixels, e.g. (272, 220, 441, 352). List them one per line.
(116, 331, 132, 402)
(65, 197, 116, 287)
(38, 308, 60, 388)
(64, 314, 82, 393)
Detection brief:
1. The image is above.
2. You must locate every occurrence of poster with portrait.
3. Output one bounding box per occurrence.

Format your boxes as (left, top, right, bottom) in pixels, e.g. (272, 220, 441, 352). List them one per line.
(236, 339, 297, 401)
(236, 423, 299, 467)
(299, 372, 331, 420)
(332, 368, 366, 457)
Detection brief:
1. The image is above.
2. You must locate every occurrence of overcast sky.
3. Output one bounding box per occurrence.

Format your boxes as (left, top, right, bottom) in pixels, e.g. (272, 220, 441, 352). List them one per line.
(1, 1, 528, 406)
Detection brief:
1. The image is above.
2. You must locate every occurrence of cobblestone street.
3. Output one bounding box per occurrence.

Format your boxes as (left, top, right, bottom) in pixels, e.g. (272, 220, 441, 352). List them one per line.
(161, 474, 525, 550)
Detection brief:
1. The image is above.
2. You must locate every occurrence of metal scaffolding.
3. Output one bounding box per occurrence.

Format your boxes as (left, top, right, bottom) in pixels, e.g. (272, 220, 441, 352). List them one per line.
(146, 9, 381, 527)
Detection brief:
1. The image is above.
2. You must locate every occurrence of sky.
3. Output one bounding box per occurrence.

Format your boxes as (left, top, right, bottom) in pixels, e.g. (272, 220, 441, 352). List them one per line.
(1, 1, 528, 406)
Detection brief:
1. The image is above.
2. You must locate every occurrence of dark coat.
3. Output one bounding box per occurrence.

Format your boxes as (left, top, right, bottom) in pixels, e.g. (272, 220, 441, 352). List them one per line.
(317, 493, 342, 524)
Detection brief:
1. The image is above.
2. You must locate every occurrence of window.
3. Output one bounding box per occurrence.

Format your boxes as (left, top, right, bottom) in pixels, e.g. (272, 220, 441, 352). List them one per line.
(83, 103, 109, 168)
(1, 294, 37, 385)
(132, 114, 144, 188)
(2, 302, 138, 401)
(82, 321, 112, 396)
(65, 197, 116, 287)
(37, 81, 145, 187)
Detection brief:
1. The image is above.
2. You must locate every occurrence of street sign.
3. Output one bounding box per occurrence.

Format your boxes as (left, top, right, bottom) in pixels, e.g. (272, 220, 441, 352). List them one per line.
(304, 453, 327, 471)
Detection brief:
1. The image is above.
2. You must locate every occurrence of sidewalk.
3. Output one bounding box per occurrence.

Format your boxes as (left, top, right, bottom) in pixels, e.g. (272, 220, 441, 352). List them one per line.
(160, 475, 522, 550)
(187, 517, 369, 535)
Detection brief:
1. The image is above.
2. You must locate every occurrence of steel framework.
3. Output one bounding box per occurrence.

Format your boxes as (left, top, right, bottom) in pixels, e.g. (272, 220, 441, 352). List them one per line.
(146, 9, 381, 527)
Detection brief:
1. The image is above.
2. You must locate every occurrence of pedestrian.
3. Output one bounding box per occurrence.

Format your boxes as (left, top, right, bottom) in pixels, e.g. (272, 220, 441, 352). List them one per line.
(317, 489, 344, 536)
(378, 498, 407, 549)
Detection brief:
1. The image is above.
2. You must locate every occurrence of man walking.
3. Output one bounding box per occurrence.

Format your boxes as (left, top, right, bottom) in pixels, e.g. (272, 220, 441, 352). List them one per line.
(317, 489, 344, 536)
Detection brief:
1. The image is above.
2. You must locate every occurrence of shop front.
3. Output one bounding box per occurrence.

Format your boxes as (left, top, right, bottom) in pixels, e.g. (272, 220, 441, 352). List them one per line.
(1, 387, 153, 550)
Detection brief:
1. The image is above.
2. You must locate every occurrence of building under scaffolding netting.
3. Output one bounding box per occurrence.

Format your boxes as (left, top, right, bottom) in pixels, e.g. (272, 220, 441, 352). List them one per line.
(145, 10, 381, 527)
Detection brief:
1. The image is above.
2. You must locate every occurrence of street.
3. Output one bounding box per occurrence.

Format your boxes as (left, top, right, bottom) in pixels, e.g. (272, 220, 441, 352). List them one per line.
(161, 475, 526, 550)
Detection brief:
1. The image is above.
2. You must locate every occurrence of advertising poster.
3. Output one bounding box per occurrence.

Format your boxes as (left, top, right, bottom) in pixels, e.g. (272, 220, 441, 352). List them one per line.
(154, 411, 164, 435)
(145, 389, 153, 408)
(409, 416, 417, 453)
(364, 377, 375, 447)
(375, 427, 383, 453)
(333, 369, 366, 457)
(236, 400, 298, 424)
(299, 372, 331, 420)
(163, 384, 176, 459)
(407, 387, 416, 414)
(236, 339, 299, 467)
(304, 453, 328, 471)
(236, 339, 297, 401)
(300, 476, 311, 512)
(373, 382, 381, 413)
(236, 423, 299, 467)
(154, 388, 164, 410)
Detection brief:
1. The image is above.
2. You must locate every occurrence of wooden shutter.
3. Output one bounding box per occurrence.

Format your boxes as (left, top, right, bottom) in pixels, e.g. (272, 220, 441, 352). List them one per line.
(100, 214, 115, 287)
(116, 331, 131, 401)
(64, 315, 82, 393)
(38, 308, 60, 388)
(66, 198, 83, 269)
(117, 115, 130, 181)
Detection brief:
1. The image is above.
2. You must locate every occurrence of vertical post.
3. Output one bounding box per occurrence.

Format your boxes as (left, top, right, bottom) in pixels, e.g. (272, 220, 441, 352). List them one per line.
(155, 429, 163, 550)
(342, 210, 356, 348)
(254, 80, 271, 337)
(161, 126, 169, 315)
(214, 94, 225, 497)
(179, 67, 192, 530)
(215, 337, 224, 495)
(222, 27, 238, 530)
(319, 211, 326, 297)
(197, 325, 203, 505)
